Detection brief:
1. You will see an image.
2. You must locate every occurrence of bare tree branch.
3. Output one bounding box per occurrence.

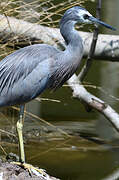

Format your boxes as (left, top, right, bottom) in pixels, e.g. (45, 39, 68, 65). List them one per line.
(0, 13, 119, 133)
(67, 74, 119, 133)
(0, 14, 118, 61)
(78, 0, 101, 81)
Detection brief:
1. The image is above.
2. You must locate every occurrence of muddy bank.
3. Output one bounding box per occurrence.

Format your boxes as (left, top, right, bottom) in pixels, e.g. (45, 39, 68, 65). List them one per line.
(0, 159, 59, 180)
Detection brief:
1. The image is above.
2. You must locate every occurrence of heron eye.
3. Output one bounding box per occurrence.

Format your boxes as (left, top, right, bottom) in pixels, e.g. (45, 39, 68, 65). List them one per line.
(83, 14, 89, 19)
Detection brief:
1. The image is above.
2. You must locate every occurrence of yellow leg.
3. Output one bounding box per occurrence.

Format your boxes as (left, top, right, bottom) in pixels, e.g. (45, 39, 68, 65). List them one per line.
(13, 105, 47, 177)
(11, 162, 46, 176)
(16, 105, 25, 163)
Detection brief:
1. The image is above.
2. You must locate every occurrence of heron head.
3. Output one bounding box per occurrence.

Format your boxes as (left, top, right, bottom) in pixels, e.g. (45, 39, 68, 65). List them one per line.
(63, 6, 116, 31)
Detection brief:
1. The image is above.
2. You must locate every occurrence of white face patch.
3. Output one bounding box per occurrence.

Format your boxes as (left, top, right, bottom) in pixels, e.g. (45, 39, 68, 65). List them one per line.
(77, 10, 93, 24)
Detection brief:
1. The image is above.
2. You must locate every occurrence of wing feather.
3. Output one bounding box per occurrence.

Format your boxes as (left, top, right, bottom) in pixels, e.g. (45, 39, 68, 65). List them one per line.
(0, 44, 60, 106)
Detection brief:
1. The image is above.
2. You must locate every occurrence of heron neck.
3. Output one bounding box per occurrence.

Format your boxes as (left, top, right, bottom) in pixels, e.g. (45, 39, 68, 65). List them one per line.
(60, 21, 83, 52)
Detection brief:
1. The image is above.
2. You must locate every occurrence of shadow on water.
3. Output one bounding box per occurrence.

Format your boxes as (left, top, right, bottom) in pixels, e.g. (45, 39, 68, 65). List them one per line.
(0, 0, 119, 179)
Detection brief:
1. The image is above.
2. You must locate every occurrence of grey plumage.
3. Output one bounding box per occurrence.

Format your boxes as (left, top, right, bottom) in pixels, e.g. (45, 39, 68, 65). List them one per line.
(0, 6, 115, 107)
(0, 6, 116, 164)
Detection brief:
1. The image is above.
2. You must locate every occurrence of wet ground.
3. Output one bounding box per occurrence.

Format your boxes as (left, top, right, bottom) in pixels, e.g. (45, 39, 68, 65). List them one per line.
(0, 158, 59, 180)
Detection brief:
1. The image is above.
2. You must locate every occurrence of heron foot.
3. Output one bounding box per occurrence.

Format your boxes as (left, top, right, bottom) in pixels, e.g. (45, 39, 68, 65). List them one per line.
(11, 162, 47, 178)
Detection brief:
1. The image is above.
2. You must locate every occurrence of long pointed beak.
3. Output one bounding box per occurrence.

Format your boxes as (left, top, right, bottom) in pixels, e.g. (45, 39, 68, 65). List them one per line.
(89, 16, 116, 31)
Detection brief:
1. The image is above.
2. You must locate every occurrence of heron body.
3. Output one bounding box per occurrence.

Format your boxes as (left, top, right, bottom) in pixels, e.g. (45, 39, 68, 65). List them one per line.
(0, 6, 115, 164)
(0, 25, 83, 107)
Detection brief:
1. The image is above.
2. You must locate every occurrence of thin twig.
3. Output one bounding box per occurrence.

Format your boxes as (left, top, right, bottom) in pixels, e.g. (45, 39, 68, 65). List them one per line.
(12, 106, 71, 138)
(78, 0, 101, 81)
(0, 145, 7, 155)
(35, 97, 61, 103)
(29, 138, 71, 160)
(0, 129, 16, 137)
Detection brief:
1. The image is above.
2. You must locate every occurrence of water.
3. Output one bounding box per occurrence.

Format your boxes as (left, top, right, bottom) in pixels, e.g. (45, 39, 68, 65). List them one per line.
(0, 0, 119, 179)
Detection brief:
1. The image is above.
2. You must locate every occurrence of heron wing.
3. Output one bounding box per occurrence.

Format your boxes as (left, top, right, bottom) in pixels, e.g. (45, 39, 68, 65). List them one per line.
(0, 44, 60, 106)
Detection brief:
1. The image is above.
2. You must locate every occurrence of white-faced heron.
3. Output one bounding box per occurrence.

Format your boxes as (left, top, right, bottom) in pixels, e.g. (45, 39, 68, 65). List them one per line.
(0, 6, 115, 169)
